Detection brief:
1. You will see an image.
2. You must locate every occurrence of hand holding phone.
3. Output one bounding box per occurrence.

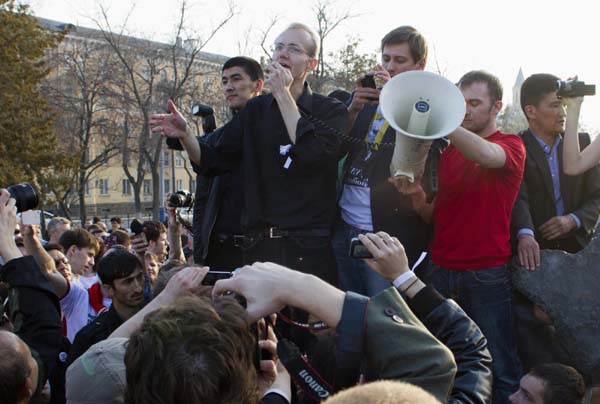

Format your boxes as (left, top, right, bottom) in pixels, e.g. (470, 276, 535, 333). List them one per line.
(360, 74, 377, 89)
(349, 237, 373, 259)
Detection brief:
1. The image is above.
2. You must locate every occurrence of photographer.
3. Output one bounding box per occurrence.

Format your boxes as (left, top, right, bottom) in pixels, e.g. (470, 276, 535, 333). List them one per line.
(511, 73, 600, 373)
(513, 74, 600, 265)
(0, 189, 63, 404)
(67, 266, 291, 404)
(357, 232, 492, 404)
(212, 262, 456, 402)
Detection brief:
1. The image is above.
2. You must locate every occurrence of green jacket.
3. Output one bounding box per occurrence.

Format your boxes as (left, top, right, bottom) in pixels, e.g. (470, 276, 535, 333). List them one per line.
(338, 287, 456, 402)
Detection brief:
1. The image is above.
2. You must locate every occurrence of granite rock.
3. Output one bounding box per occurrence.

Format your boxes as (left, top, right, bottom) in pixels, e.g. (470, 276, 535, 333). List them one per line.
(512, 236, 600, 383)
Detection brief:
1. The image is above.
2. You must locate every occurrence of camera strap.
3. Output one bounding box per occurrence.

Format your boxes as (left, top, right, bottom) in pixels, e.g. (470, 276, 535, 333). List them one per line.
(277, 310, 329, 331)
(277, 338, 334, 402)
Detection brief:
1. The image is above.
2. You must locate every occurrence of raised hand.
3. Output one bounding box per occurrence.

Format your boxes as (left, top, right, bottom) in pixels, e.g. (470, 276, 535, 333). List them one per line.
(150, 99, 188, 139)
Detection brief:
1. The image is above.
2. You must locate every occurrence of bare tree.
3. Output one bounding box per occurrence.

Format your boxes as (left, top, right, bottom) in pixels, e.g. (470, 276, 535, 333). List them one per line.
(45, 38, 122, 223)
(95, 0, 234, 220)
(310, 0, 359, 93)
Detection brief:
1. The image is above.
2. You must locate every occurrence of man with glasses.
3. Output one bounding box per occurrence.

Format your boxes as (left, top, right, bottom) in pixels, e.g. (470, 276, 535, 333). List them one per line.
(150, 23, 347, 288)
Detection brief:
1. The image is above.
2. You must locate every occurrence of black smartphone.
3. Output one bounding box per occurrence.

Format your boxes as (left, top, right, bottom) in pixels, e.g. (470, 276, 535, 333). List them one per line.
(349, 237, 373, 259)
(360, 74, 376, 89)
(201, 271, 233, 285)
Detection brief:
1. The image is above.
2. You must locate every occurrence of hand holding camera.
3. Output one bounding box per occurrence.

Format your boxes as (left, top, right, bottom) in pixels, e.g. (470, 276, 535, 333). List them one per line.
(0, 189, 21, 262)
(356, 232, 411, 281)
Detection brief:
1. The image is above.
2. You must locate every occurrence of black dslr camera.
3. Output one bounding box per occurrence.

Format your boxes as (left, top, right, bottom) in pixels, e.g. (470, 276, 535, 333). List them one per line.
(169, 190, 194, 208)
(556, 79, 596, 98)
(6, 183, 38, 213)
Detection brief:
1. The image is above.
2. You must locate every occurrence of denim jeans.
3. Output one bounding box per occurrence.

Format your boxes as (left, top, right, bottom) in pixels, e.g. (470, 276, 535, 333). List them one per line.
(420, 262, 523, 404)
(332, 221, 391, 297)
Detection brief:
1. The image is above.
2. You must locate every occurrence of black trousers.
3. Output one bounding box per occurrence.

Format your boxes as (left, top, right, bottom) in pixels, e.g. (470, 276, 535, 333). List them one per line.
(204, 232, 244, 271)
(241, 233, 338, 353)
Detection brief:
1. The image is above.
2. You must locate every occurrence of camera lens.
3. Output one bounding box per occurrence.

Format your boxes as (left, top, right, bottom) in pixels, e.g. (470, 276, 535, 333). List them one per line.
(7, 183, 39, 213)
(169, 193, 185, 207)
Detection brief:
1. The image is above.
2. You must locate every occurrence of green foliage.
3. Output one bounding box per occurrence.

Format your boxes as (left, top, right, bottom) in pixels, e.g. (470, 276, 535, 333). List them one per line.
(0, 0, 66, 195)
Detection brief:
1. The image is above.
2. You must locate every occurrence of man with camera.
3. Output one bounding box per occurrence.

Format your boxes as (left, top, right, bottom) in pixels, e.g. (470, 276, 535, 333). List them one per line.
(190, 56, 265, 270)
(334, 26, 447, 297)
(510, 74, 600, 375)
(0, 188, 62, 404)
(513, 73, 600, 267)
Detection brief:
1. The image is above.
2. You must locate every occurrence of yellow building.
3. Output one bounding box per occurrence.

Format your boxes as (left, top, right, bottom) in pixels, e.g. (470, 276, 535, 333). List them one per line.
(39, 17, 229, 221)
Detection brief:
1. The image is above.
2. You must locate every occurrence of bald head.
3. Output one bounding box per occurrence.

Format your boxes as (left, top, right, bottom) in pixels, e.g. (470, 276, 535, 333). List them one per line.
(0, 331, 38, 404)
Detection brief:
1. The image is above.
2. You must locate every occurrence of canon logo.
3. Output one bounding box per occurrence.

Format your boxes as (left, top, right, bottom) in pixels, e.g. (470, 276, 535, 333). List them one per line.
(299, 369, 330, 398)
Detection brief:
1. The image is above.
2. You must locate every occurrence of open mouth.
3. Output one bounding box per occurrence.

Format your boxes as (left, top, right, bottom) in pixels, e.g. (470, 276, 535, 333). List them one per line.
(279, 62, 291, 69)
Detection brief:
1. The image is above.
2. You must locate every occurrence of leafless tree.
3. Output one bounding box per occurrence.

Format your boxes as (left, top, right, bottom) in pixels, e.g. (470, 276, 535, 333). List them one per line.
(45, 38, 122, 223)
(95, 0, 234, 219)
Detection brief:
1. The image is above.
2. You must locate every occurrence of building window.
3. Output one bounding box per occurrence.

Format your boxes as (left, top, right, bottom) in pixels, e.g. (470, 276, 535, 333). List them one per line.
(122, 179, 132, 195)
(143, 180, 151, 195)
(163, 150, 170, 167)
(190, 179, 196, 193)
(175, 179, 183, 191)
(98, 179, 109, 195)
(85, 181, 90, 196)
(164, 179, 170, 194)
(175, 152, 184, 167)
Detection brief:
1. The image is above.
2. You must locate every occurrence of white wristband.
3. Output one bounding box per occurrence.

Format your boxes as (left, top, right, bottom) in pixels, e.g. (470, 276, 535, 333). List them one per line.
(393, 271, 416, 289)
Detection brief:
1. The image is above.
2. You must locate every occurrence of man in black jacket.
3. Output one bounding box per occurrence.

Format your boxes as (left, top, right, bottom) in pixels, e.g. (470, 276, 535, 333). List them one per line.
(334, 26, 446, 296)
(192, 56, 264, 269)
(511, 73, 600, 372)
(151, 23, 347, 287)
(0, 189, 62, 404)
(67, 248, 144, 365)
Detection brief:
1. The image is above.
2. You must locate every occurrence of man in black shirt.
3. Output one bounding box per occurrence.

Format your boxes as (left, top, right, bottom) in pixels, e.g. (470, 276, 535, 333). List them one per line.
(151, 23, 347, 286)
(192, 56, 264, 269)
(68, 248, 144, 365)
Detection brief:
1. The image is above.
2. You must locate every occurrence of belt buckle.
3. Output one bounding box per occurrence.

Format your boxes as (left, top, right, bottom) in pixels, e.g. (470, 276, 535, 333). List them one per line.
(269, 227, 282, 239)
(233, 235, 244, 247)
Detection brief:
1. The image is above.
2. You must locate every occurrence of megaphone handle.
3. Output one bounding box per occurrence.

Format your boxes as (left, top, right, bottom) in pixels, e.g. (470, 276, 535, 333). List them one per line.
(426, 152, 439, 203)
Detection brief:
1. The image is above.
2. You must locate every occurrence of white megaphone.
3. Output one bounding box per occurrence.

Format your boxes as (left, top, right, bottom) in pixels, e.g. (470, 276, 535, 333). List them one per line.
(380, 70, 466, 182)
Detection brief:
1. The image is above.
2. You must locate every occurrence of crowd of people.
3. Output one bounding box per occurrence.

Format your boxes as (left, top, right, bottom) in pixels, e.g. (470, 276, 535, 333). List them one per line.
(1, 21, 597, 404)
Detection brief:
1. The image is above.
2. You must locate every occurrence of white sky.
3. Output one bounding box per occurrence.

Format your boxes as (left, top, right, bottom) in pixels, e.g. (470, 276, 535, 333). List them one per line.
(29, 0, 600, 131)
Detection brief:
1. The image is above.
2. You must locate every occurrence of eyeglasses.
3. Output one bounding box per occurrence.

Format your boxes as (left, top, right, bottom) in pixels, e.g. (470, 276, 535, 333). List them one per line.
(271, 42, 310, 56)
(54, 257, 69, 267)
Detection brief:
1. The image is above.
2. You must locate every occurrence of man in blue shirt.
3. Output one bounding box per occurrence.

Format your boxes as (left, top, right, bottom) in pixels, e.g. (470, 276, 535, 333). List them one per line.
(511, 73, 600, 372)
(512, 73, 600, 269)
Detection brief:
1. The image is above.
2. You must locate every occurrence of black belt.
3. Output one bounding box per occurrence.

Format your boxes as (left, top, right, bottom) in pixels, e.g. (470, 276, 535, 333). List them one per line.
(247, 227, 331, 239)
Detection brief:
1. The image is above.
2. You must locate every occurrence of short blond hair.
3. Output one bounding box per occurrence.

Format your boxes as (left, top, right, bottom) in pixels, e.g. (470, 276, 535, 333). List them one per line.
(323, 380, 441, 404)
(286, 22, 319, 58)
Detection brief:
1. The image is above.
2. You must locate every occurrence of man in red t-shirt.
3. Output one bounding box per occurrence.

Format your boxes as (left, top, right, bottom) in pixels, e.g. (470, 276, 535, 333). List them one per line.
(421, 70, 525, 404)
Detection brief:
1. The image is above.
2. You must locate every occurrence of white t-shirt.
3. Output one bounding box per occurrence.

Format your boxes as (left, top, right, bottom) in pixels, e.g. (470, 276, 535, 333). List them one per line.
(60, 278, 112, 342)
(79, 274, 99, 289)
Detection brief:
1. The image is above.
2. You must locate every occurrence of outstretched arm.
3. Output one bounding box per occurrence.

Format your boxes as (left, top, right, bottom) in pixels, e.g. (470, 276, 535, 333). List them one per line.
(449, 127, 507, 168)
(21, 224, 68, 298)
(150, 100, 201, 165)
(563, 97, 600, 175)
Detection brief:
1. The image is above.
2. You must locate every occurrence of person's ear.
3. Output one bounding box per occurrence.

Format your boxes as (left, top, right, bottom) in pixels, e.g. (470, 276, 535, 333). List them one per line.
(254, 79, 264, 95)
(416, 58, 426, 71)
(307, 57, 318, 71)
(524, 105, 536, 121)
(492, 99, 503, 115)
(67, 245, 77, 258)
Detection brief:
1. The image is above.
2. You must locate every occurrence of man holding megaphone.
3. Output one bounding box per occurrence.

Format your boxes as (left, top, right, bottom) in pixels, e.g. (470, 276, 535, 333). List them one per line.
(419, 71, 526, 404)
(333, 26, 448, 297)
